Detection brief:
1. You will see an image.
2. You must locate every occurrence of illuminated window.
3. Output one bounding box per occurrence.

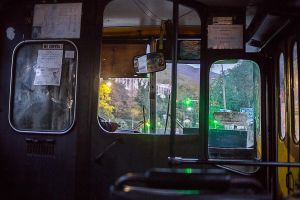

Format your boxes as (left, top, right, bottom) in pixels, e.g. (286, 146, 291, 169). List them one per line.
(99, 0, 201, 134)
(156, 63, 200, 134)
(208, 60, 261, 163)
(98, 78, 150, 133)
(279, 53, 286, 140)
(293, 43, 299, 143)
(98, 62, 200, 134)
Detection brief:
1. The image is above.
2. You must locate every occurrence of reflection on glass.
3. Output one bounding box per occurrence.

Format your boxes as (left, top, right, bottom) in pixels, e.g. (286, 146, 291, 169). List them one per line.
(11, 42, 77, 133)
(279, 53, 286, 140)
(293, 43, 299, 142)
(208, 60, 261, 164)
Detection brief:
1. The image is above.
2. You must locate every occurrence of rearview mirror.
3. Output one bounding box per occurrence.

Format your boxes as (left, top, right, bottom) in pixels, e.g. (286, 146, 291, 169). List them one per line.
(134, 53, 166, 74)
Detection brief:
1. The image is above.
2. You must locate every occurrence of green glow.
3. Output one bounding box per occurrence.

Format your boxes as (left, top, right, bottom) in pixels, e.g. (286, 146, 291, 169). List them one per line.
(176, 190, 201, 195)
(183, 98, 192, 106)
(145, 122, 151, 128)
(184, 168, 193, 174)
(213, 120, 218, 124)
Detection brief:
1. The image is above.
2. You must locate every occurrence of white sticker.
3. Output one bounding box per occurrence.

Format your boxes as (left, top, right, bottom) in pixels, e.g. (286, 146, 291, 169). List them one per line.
(43, 43, 63, 49)
(34, 68, 62, 86)
(6, 27, 15, 40)
(65, 51, 75, 59)
(137, 55, 147, 73)
(37, 50, 63, 68)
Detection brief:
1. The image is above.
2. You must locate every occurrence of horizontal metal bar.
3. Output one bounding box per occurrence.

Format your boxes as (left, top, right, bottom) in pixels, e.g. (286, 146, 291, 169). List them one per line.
(168, 157, 300, 168)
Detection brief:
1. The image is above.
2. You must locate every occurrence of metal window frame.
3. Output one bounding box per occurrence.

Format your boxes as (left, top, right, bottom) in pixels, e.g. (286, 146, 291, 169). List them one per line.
(8, 40, 78, 134)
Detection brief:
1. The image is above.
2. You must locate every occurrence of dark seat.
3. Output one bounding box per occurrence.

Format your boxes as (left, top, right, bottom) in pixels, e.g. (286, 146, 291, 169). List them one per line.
(110, 168, 270, 200)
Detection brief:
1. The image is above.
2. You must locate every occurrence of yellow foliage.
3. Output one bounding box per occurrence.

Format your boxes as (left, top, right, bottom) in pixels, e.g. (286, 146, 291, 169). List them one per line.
(98, 82, 114, 118)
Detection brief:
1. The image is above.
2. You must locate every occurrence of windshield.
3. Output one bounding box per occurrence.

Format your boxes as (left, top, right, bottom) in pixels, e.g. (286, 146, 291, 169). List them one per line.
(98, 62, 200, 134)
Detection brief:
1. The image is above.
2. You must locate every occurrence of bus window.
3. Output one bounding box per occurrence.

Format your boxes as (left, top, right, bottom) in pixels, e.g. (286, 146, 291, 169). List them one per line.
(98, 62, 200, 134)
(98, 78, 150, 132)
(209, 60, 261, 162)
(156, 63, 200, 134)
(293, 42, 299, 143)
(279, 53, 286, 140)
(98, 0, 201, 134)
(9, 41, 78, 134)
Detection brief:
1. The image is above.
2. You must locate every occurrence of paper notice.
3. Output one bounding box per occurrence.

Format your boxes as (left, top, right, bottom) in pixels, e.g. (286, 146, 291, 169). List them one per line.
(34, 68, 62, 86)
(208, 25, 243, 49)
(137, 55, 147, 73)
(37, 50, 63, 69)
(32, 3, 82, 38)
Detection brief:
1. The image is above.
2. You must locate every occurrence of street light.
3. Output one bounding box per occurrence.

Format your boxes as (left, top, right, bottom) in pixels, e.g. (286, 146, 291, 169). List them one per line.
(106, 81, 112, 87)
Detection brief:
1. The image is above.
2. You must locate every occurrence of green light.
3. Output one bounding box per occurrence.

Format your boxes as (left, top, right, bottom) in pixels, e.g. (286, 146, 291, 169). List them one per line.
(184, 168, 193, 174)
(145, 122, 151, 128)
(213, 120, 219, 129)
(176, 190, 201, 195)
(183, 98, 192, 106)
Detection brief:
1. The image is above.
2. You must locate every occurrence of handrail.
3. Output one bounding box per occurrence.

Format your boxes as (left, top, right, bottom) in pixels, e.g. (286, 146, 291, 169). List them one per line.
(168, 157, 300, 167)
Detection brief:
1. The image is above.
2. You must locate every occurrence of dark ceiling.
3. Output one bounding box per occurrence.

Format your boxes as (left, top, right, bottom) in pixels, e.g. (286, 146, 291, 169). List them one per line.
(195, 0, 251, 7)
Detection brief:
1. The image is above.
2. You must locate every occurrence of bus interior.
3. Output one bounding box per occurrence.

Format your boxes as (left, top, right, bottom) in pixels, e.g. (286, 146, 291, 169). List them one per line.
(0, 0, 300, 199)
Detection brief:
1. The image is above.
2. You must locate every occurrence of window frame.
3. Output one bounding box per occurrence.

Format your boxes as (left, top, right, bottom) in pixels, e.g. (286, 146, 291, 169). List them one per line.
(207, 58, 262, 174)
(207, 59, 262, 154)
(98, 0, 202, 135)
(8, 40, 78, 134)
(291, 41, 299, 144)
(278, 52, 287, 141)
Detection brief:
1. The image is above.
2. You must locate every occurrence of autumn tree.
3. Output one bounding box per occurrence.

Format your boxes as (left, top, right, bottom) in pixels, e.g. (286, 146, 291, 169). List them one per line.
(98, 82, 114, 119)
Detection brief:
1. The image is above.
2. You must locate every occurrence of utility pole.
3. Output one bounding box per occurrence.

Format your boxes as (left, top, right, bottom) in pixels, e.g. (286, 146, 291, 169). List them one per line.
(221, 64, 227, 109)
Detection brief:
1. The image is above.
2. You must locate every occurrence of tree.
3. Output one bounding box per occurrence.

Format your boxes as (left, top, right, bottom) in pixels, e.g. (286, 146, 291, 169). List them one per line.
(209, 60, 260, 128)
(98, 82, 114, 119)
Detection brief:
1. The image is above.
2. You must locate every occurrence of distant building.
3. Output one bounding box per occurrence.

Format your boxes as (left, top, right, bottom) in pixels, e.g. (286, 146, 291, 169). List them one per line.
(113, 78, 171, 98)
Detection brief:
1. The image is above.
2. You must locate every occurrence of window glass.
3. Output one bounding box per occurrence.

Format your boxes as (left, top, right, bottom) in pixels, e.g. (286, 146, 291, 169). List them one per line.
(279, 53, 286, 140)
(99, 0, 201, 134)
(9, 41, 77, 133)
(209, 60, 261, 162)
(176, 63, 200, 134)
(98, 62, 200, 134)
(98, 78, 150, 133)
(156, 63, 200, 134)
(293, 43, 299, 143)
(156, 64, 172, 134)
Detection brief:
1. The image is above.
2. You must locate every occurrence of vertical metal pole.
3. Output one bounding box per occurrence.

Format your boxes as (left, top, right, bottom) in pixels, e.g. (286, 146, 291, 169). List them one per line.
(169, 0, 178, 159)
(150, 40, 157, 133)
(164, 94, 171, 135)
(143, 105, 146, 133)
